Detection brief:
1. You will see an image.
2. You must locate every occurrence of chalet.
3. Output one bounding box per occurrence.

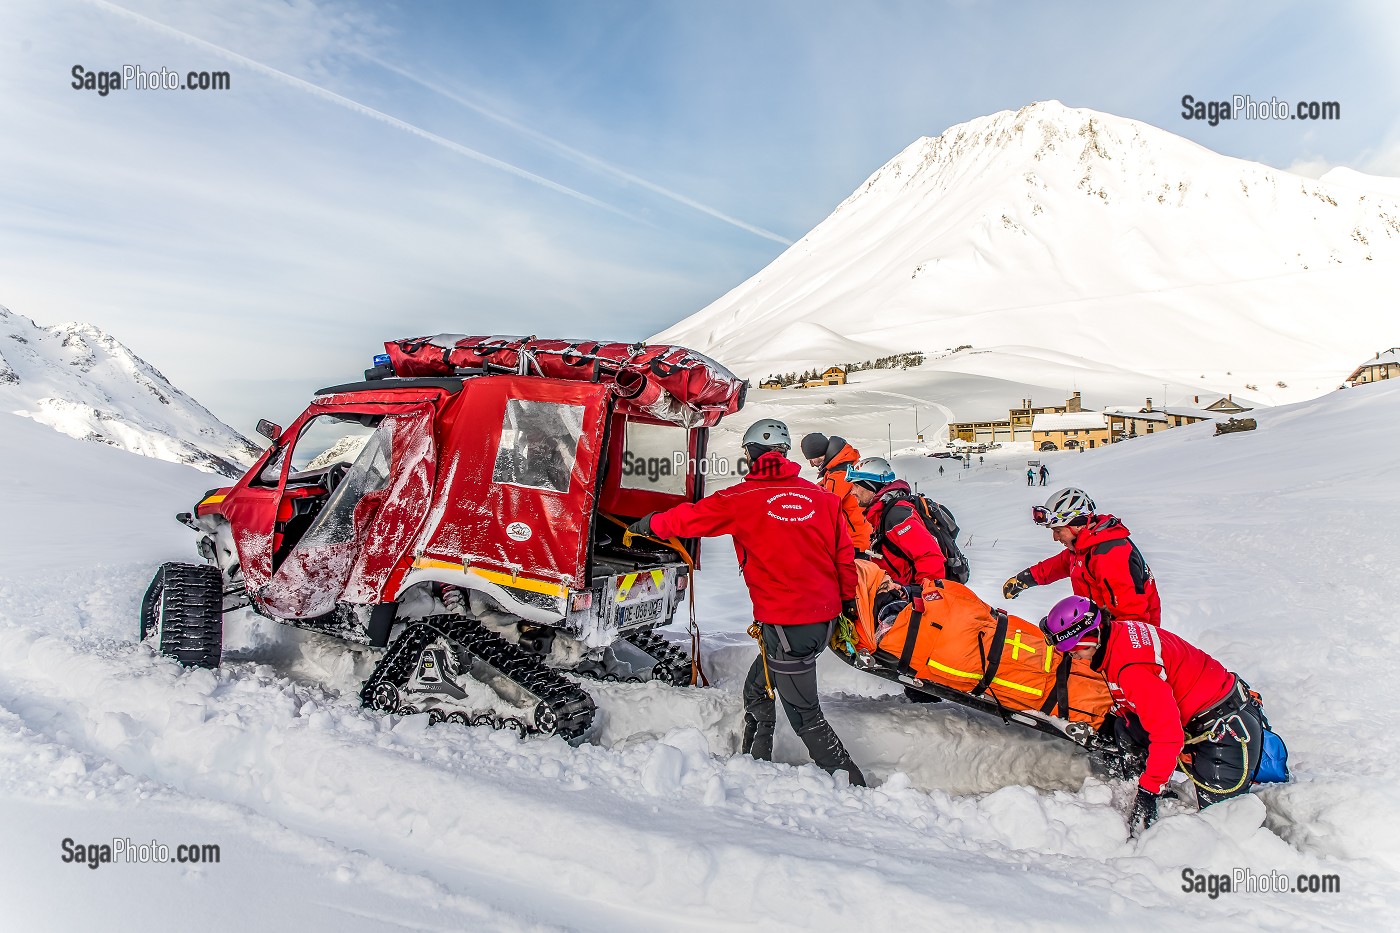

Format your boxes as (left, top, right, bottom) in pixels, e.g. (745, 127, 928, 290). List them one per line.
(758, 378, 783, 390)
(1105, 397, 1219, 441)
(1032, 411, 1110, 450)
(1347, 349, 1400, 386)
(1203, 394, 1251, 414)
(804, 366, 847, 387)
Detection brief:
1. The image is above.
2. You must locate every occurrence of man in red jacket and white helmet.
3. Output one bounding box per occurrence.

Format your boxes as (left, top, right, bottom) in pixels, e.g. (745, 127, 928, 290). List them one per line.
(1040, 595, 1266, 835)
(628, 418, 865, 786)
(1003, 486, 1161, 626)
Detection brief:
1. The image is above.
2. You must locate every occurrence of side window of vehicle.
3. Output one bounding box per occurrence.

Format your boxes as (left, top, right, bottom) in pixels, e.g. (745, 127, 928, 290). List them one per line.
(251, 413, 383, 487)
(491, 399, 585, 493)
(289, 414, 383, 476)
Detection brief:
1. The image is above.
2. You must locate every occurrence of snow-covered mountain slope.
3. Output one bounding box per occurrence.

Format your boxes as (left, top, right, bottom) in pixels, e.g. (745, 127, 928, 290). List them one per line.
(655, 101, 1400, 402)
(0, 303, 259, 476)
(696, 345, 1263, 464)
(2, 379, 1399, 928)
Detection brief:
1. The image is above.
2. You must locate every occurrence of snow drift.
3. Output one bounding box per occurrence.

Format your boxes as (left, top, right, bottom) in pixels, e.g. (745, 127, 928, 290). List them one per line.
(1, 371, 1398, 928)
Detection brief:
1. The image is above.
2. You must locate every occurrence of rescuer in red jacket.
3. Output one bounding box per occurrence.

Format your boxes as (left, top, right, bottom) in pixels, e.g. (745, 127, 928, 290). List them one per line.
(801, 433, 875, 555)
(845, 457, 947, 586)
(1002, 487, 1161, 626)
(1041, 596, 1264, 834)
(628, 419, 864, 786)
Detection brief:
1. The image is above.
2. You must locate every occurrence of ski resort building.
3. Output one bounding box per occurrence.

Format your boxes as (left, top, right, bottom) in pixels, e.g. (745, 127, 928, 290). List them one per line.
(948, 392, 1084, 444)
(1031, 410, 1110, 450)
(1204, 394, 1251, 414)
(1347, 349, 1400, 386)
(1104, 397, 1221, 441)
(806, 366, 847, 387)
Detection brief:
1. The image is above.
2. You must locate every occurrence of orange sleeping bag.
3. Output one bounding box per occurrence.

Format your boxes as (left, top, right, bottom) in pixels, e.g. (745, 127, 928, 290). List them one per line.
(844, 561, 1112, 728)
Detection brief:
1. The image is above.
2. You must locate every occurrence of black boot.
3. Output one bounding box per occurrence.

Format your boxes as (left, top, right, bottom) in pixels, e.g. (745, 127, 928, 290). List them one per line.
(797, 720, 866, 787)
(742, 713, 775, 761)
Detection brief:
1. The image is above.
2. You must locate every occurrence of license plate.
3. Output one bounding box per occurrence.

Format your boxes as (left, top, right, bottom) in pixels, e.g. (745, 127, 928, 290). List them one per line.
(616, 599, 662, 627)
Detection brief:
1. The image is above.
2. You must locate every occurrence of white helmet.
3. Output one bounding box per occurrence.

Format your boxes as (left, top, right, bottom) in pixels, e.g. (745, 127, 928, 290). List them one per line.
(742, 418, 791, 452)
(846, 456, 896, 490)
(1034, 487, 1096, 527)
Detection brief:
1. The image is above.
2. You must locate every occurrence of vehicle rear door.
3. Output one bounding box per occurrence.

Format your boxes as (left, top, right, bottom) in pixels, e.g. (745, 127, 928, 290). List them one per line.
(448, 375, 610, 587)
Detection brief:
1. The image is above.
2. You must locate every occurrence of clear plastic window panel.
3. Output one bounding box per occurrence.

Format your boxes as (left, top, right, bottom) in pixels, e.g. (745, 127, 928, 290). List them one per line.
(619, 420, 689, 496)
(289, 415, 383, 475)
(491, 400, 585, 493)
(297, 422, 394, 548)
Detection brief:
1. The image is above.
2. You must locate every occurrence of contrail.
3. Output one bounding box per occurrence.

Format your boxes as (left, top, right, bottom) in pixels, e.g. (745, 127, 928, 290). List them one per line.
(361, 53, 795, 246)
(82, 0, 638, 220)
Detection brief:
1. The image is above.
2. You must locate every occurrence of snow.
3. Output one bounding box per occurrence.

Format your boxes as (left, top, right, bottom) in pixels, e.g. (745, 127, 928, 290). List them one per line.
(0, 303, 259, 475)
(1031, 410, 1106, 431)
(653, 101, 1400, 406)
(3, 366, 1400, 928)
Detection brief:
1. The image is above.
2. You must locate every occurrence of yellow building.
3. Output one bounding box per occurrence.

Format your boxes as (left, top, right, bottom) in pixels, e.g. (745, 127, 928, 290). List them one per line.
(804, 366, 847, 387)
(1105, 397, 1221, 441)
(1347, 349, 1400, 385)
(949, 393, 1082, 444)
(1032, 411, 1110, 450)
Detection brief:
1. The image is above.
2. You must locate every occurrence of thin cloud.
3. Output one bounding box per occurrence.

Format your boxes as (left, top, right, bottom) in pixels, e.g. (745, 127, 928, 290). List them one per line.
(360, 53, 794, 246)
(82, 0, 640, 221)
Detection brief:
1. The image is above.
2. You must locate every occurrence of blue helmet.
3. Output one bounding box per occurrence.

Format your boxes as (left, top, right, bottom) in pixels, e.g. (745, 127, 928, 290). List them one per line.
(846, 456, 895, 490)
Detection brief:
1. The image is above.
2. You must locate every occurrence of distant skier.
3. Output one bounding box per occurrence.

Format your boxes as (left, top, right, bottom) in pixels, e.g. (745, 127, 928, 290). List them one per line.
(938, 464, 945, 477)
(630, 419, 865, 786)
(1002, 487, 1162, 626)
(1038, 464, 1049, 486)
(979, 455, 985, 466)
(1026, 468, 1035, 486)
(801, 432, 875, 556)
(1040, 595, 1273, 833)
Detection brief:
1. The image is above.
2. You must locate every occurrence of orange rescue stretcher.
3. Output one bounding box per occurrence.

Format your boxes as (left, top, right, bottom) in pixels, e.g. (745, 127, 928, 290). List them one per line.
(832, 561, 1119, 753)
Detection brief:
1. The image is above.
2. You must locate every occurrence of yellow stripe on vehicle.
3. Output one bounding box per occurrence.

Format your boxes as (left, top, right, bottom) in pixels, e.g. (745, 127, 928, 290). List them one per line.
(199, 494, 226, 506)
(411, 558, 568, 598)
(616, 572, 638, 603)
(926, 659, 1044, 698)
(650, 569, 664, 589)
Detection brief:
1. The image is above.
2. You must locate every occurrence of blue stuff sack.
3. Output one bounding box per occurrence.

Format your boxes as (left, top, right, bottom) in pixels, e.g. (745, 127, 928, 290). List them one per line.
(1255, 728, 1289, 783)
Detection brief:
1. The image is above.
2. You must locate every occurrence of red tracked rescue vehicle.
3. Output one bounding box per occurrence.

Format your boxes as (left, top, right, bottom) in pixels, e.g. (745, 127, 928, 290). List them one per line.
(141, 335, 746, 741)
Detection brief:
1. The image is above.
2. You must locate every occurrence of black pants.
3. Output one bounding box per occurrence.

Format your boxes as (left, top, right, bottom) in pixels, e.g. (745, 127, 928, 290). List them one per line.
(743, 619, 833, 733)
(1114, 701, 1263, 807)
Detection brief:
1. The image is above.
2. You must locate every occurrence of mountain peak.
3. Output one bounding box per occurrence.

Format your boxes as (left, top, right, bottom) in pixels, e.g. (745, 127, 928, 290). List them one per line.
(0, 303, 259, 475)
(655, 103, 1400, 400)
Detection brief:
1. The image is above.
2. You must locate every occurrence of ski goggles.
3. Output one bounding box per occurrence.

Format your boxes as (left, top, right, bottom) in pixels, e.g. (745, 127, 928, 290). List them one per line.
(1031, 505, 1090, 527)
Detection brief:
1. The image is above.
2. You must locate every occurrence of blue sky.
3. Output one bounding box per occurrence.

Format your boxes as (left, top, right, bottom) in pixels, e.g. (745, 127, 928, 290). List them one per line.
(1, 0, 1396, 433)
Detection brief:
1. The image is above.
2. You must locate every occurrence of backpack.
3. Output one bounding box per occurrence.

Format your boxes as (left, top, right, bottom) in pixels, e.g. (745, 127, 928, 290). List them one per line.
(880, 494, 971, 584)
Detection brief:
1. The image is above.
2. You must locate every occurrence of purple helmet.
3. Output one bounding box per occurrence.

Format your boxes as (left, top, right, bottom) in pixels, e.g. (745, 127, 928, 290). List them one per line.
(1040, 595, 1103, 652)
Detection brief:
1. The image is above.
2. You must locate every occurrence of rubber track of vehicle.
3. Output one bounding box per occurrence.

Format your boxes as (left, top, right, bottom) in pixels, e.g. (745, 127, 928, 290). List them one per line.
(143, 562, 224, 669)
(622, 629, 694, 687)
(359, 615, 596, 741)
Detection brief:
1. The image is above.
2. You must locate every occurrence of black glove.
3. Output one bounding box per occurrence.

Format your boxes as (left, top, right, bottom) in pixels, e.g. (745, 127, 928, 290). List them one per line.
(841, 599, 859, 622)
(627, 513, 655, 538)
(1128, 786, 1160, 837)
(1002, 569, 1035, 600)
